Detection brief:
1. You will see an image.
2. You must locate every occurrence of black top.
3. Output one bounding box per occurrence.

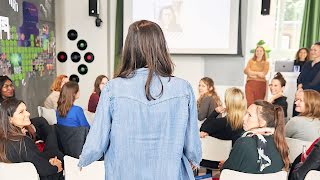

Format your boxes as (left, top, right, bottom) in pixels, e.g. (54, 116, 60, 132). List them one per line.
(222, 135, 284, 174)
(6, 136, 58, 177)
(294, 60, 306, 72)
(200, 110, 244, 145)
(273, 96, 288, 117)
(297, 60, 320, 91)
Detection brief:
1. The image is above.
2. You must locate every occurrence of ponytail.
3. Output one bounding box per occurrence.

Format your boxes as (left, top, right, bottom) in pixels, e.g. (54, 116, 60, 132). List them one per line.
(273, 106, 290, 171)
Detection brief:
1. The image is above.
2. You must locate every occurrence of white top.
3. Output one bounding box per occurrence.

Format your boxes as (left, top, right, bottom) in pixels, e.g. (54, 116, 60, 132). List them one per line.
(285, 116, 320, 141)
(44, 91, 60, 110)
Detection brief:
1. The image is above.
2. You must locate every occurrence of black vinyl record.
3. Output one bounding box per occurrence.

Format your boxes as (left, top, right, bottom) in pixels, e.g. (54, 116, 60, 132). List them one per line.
(69, 74, 80, 83)
(77, 40, 87, 50)
(57, 51, 67, 62)
(67, 29, 78, 40)
(71, 52, 81, 62)
(84, 52, 94, 63)
(78, 64, 88, 75)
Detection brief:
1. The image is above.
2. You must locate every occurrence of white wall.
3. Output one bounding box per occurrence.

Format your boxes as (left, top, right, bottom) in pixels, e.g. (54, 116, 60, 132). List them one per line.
(55, 0, 115, 108)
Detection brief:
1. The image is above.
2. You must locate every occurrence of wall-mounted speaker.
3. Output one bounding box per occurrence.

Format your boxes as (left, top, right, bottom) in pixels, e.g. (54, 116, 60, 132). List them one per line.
(261, 0, 271, 15)
(89, 0, 98, 17)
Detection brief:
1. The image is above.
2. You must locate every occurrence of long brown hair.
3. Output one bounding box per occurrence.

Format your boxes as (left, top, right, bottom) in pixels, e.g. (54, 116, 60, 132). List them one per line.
(252, 46, 267, 62)
(57, 81, 79, 117)
(254, 100, 290, 171)
(50, 75, 68, 91)
(0, 98, 25, 162)
(295, 48, 309, 61)
(93, 75, 108, 96)
(299, 90, 320, 119)
(197, 77, 222, 107)
(115, 20, 174, 100)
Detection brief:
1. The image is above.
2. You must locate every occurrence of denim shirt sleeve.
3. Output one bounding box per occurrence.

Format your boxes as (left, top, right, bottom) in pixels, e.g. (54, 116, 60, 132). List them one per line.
(78, 84, 112, 167)
(183, 83, 202, 167)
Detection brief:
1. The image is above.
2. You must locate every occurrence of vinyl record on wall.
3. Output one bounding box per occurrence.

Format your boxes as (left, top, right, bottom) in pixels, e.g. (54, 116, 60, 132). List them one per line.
(57, 51, 67, 62)
(78, 64, 88, 75)
(67, 29, 78, 40)
(84, 52, 94, 63)
(77, 40, 87, 50)
(71, 52, 81, 62)
(69, 74, 80, 83)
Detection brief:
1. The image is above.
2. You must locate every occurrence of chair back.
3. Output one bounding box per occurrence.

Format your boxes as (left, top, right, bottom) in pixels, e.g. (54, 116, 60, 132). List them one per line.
(201, 136, 232, 161)
(0, 162, 39, 180)
(220, 169, 287, 180)
(305, 170, 320, 180)
(64, 155, 104, 180)
(38, 106, 57, 125)
(285, 137, 312, 163)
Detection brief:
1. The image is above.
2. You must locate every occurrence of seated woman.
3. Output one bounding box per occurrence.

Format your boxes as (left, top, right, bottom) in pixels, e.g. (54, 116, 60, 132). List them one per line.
(88, 75, 108, 113)
(222, 100, 290, 174)
(0, 98, 63, 180)
(286, 89, 320, 141)
(289, 137, 320, 180)
(268, 72, 288, 118)
(200, 87, 246, 144)
(44, 75, 68, 110)
(197, 77, 222, 121)
(56, 81, 89, 127)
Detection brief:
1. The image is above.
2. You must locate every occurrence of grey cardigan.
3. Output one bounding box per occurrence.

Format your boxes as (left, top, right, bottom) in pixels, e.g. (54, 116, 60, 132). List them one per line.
(285, 116, 320, 142)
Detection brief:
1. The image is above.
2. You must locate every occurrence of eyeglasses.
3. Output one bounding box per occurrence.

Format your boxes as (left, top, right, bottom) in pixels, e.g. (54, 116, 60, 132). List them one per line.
(3, 84, 14, 90)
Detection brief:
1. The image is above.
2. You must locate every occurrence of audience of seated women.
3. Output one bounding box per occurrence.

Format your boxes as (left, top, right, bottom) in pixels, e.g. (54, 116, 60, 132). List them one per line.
(222, 100, 289, 174)
(197, 77, 222, 121)
(56, 81, 89, 127)
(0, 98, 63, 180)
(88, 75, 108, 113)
(268, 72, 288, 118)
(200, 87, 246, 144)
(286, 89, 320, 141)
(44, 75, 68, 110)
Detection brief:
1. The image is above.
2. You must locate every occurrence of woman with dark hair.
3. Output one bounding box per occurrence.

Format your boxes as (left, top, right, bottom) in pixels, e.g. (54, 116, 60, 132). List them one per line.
(0, 75, 15, 103)
(222, 100, 290, 174)
(294, 48, 309, 72)
(268, 72, 288, 118)
(88, 75, 108, 113)
(0, 98, 63, 180)
(56, 81, 89, 127)
(79, 20, 201, 179)
(244, 46, 270, 107)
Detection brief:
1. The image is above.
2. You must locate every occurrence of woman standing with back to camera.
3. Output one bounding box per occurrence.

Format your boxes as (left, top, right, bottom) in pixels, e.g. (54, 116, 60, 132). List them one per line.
(244, 46, 270, 107)
(78, 20, 201, 180)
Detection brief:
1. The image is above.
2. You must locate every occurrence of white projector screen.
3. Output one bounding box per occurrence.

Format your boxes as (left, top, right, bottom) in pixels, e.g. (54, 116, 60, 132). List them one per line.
(123, 0, 240, 54)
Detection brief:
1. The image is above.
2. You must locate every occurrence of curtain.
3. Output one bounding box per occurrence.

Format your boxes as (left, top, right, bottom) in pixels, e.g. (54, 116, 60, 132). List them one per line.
(299, 0, 320, 48)
(114, 0, 123, 73)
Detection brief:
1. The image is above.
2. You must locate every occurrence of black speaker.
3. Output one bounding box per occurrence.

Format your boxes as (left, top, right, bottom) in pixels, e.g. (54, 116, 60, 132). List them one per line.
(89, 0, 98, 17)
(261, 0, 271, 15)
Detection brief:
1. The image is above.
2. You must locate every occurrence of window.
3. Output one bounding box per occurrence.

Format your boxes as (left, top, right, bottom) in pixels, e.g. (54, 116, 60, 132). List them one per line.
(274, 0, 305, 49)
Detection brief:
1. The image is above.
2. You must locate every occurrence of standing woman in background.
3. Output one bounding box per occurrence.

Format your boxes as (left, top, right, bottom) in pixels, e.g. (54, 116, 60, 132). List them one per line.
(88, 75, 108, 113)
(79, 20, 201, 180)
(44, 75, 69, 110)
(197, 77, 222, 121)
(244, 46, 270, 107)
(294, 48, 309, 72)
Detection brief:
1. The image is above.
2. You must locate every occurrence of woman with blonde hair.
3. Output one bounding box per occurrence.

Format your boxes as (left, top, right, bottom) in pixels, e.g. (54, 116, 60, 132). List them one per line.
(286, 89, 320, 141)
(200, 87, 246, 144)
(44, 75, 68, 109)
(244, 46, 269, 106)
(56, 81, 89, 127)
(222, 100, 289, 173)
(197, 77, 222, 121)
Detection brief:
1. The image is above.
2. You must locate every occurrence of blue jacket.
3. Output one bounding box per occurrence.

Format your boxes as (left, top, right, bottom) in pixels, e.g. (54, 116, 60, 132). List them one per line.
(78, 68, 202, 180)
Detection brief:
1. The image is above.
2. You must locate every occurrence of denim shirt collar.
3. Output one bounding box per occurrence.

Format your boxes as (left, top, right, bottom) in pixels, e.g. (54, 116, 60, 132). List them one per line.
(135, 67, 149, 74)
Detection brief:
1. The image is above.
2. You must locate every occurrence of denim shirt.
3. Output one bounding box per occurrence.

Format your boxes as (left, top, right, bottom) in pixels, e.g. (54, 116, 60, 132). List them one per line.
(78, 68, 201, 180)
